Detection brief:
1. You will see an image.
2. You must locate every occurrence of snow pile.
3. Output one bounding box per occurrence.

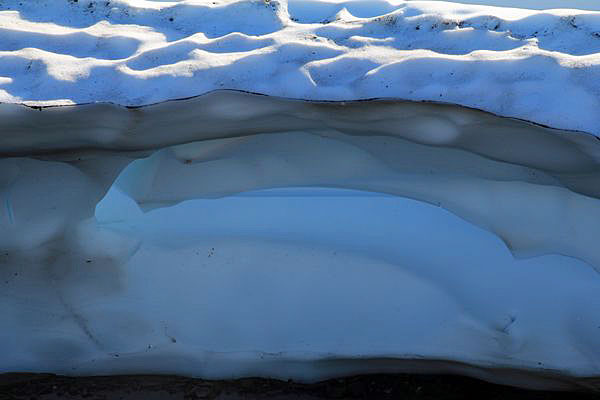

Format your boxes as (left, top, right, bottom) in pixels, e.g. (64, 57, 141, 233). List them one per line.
(1, 0, 600, 391)
(1, 0, 600, 134)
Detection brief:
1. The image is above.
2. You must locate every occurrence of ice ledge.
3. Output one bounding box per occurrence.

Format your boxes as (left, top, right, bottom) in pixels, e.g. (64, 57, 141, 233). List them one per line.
(2, 90, 600, 270)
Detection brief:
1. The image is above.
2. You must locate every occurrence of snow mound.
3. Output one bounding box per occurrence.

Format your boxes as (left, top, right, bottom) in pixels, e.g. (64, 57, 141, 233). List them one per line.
(0, 0, 600, 134)
(2, 0, 600, 390)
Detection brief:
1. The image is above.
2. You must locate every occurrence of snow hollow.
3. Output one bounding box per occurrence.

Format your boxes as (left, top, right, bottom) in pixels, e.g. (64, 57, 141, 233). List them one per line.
(1, 0, 600, 392)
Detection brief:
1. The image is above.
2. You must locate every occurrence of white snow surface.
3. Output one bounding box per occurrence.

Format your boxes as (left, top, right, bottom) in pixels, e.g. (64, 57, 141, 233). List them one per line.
(411, 0, 600, 10)
(1, 0, 600, 134)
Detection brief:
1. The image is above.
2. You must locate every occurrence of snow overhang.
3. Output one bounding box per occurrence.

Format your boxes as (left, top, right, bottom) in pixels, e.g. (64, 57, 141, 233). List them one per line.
(1, 0, 600, 391)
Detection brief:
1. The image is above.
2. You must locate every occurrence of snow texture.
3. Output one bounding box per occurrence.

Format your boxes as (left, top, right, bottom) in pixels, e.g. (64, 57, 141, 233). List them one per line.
(1, 0, 600, 391)
(2, 92, 600, 390)
(0, 0, 600, 135)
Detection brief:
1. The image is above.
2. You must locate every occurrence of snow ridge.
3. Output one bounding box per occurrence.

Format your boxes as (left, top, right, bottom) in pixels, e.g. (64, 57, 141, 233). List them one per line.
(0, 0, 600, 134)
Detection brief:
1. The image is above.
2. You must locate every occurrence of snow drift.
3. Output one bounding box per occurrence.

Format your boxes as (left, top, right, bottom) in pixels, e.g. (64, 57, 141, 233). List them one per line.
(1, 0, 600, 392)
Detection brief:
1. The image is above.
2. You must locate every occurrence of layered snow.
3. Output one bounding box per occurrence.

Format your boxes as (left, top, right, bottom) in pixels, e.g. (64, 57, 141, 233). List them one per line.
(1, 0, 600, 134)
(3, 92, 600, 274)
(2, 186, 600, 390)
(1, 0, 600, 391)
(2, 93, 600, 389)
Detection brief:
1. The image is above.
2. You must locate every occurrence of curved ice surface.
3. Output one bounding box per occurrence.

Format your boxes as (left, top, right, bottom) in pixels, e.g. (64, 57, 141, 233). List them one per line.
(1, 0, 600, 391)
(1, 94, 600, 391)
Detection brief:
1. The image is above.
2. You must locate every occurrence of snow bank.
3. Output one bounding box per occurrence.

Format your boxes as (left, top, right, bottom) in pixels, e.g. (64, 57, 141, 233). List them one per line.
(1, 0, 600, 134)
(1, 0, 600, 391)
(2, 92, 600, 390)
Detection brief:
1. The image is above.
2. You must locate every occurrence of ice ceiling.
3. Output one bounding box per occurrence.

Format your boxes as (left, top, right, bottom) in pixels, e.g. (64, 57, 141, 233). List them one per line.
(3, 91, 600, 272)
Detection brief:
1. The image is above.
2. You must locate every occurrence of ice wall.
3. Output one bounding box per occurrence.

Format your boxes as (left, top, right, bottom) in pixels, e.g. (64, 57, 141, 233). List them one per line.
(1, 0, 600, 391)
(3, 91, 600, 270)
(1, 93, 600, 390)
